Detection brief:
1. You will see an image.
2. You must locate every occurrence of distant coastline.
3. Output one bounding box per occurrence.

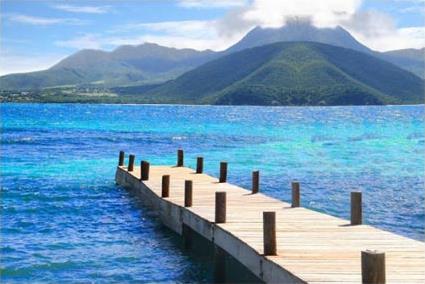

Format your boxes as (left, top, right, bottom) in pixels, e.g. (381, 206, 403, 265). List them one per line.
(1, 96, 424, 107)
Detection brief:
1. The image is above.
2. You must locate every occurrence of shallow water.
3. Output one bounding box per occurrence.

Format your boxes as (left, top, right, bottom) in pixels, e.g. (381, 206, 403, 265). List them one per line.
(1, 103, 424, 282)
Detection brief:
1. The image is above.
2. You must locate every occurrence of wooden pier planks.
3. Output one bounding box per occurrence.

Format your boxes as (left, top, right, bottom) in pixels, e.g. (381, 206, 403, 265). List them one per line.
(118, 165, 425, 283)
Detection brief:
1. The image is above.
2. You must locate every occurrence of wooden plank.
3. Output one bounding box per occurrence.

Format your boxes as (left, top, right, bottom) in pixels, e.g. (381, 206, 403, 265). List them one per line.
(119, 165, 425, 283)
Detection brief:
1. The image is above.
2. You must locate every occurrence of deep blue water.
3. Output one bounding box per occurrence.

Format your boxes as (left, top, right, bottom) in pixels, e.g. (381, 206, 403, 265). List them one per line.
(1, 103, 424, 282)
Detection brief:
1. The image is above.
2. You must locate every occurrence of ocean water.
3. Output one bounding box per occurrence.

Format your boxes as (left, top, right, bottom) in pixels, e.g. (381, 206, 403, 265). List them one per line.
(1, 103, 424, 282)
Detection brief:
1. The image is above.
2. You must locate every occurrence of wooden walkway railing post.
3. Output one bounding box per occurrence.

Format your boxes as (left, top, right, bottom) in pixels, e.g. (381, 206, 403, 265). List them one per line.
(118, 151, 125, 166)
(215, 192, 226, 223)
(219, 162, 227, 183)
(140, 161, 150, 181)
(184, 180, 193, 207)
(161, 175, 170, 197)
(252, 170, 259, 194)
(196, 157, 203, 174)
(116, 160, 425, 284)
(291, 181, 300, 207)
(263, 211, 277, 256)
(361, 250, 386, 284)
(128, 154, 135, 172)
(351, 191, 362, 225)
(177, 149, 184, 167)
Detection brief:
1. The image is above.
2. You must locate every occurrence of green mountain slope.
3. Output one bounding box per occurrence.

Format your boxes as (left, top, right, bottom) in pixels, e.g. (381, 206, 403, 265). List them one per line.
(380, 48, 425, 78)
(0, 43, 217, 90)
(227, 21, 424, 78)
(144, 42, 424, 105)
(1, 23, 423, 92)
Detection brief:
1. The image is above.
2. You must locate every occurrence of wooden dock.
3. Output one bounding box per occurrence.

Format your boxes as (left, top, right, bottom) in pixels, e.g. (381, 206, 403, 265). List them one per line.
(115, 151, 425, 283)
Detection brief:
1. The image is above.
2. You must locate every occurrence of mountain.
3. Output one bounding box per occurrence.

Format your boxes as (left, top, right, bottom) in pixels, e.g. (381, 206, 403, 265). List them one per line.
(0, 43, 217, 90)
(1, 22, 424, 92)
(226, 21, 424, 78)
(381, 48, 425, 78)
(141, 42, 424, 105)
(226, 20, 371, 54)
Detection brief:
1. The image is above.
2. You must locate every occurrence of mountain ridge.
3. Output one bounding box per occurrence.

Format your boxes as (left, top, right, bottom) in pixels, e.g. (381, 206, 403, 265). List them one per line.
(140, 42, 424, 105)
(0, 42, 218, 89)
(0, 23, 423, 91)
(226, 21, 371, 54)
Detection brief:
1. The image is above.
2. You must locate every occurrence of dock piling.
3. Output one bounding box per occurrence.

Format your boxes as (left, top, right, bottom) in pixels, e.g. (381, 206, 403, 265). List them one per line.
(351, 191, 362, 225)
(115, 161, 425, 283)
(161, 175, 170, 197)
(252, 170, 259, 194)
(215, 192, 226, 223)
(219, 162, 227, 183)
(361, 250, 386, 284)
(141, 161, 150, 181)
(177, 149, 184, 167)
(291, 181, 300, 207)
(184, 180, 193, 207)
(118, 151, 125, 166)
(128, 154, 135, 172)
(196, 157, 204, 174)
(263, 211, 277, 256)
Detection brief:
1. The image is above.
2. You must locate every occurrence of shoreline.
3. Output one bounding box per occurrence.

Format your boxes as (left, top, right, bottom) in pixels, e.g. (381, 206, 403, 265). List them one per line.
(1, 101, 424, 108)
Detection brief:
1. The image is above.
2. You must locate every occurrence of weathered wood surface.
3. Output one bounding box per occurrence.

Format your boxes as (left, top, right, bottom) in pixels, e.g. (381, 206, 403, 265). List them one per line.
(118, 165, 425, 283)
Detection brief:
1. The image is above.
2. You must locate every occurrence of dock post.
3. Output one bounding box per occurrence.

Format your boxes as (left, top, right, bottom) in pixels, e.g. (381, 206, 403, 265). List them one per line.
(128, 154, 135, 172)
(291, 181, 300, 207)
(361, 250, 386, 284)
(219, 162, 227, 183)
(196, 157, 203, 174)
(177, 149, 184, 167)
(215, 192, 226, 223)
(184, 180, 193, 207)
(214, 245, 226, 283)
(252, 170, 259, 194)
(263, 211, 277, 256)
(351, 191, 362, 225)
(118, 151, 125, 166)
(161, 175, 170, 198)
(140, 161, 150, 181)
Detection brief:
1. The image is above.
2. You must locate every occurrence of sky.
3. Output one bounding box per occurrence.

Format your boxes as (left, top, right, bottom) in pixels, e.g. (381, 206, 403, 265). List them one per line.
(1, 0, 424, 75)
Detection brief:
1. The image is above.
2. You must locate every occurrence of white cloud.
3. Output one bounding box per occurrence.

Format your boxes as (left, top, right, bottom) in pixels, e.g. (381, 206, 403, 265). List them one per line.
(178, 0, 247, 8)
(123, 20, 215, 37)
(0, 52, 66, 75)
(340, 9, 425, 50)
(342, 10, 396, 38)
(54, 0, 425, 53)
(107, 19, 243, 50)
(351, 26, 425, 51)
(399, 6, 424, 13)
(55, 20, 241, 51)
(6, 14, 85, 26)
(3, 0, 425, 76)
(394, 0, 425, 3)
(213, 0, 425, 51)
(240, 0, 362, 28)
(55, 34, 103, 50)
(53, 4, 110, 14)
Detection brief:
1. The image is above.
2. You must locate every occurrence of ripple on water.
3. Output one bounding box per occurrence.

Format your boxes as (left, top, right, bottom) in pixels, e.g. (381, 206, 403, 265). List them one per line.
(1, 103, 424, 282)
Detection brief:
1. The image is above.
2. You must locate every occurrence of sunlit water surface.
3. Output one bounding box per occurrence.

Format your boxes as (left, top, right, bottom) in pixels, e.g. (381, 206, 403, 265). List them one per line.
(1, 103, 424, 282)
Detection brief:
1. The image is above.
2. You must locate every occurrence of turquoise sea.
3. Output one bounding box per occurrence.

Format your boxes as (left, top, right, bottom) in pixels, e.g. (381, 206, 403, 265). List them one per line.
(1, 103, 424, 282)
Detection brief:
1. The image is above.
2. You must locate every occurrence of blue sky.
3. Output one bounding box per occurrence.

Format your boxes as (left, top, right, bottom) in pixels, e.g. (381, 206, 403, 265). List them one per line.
(1, 0, 424, 75)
